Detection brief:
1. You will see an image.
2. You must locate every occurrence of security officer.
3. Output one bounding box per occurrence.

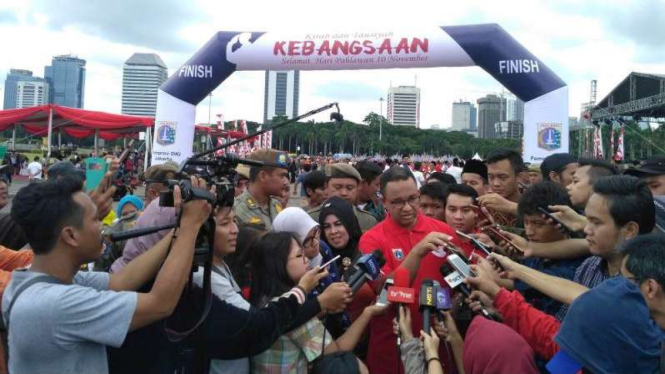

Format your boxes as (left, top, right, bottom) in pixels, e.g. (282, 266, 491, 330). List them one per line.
(233, 149, 289, 230)
(308, 163, 377, 232)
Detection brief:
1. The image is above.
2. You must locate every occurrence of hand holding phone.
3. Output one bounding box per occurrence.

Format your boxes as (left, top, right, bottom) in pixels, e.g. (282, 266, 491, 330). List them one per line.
(537, 207, 576, 235)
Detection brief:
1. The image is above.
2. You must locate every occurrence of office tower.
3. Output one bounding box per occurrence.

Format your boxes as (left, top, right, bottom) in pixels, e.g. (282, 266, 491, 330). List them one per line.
(3, 69, 48, 109)
(451, 100, 477, 131)
(121, 53, 168, 116)
(495, 121, 524, 140)
(477, 94, 506, 139)
(506, 97, 524, 122)
(387, 85, 420, 127)
(263, 70, 300, 123)
(44, 54, 86, 108)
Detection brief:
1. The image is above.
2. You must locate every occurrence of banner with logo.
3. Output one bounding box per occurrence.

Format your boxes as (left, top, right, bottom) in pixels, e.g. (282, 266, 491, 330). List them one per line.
(152, 24, 567, 165)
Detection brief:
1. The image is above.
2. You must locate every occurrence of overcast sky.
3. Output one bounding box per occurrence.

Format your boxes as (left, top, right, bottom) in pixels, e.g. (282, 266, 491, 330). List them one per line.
(1, 0, 664, 128)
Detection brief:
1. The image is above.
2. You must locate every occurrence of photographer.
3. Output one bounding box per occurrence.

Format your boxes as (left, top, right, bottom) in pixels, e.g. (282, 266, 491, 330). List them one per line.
(5, 175, 212, 374)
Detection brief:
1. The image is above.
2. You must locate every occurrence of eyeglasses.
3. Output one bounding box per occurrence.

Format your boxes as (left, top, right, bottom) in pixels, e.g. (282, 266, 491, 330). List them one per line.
(388, 195, 420, 210)
(303, 228, 320, 248)
(289, 250, 309, 264)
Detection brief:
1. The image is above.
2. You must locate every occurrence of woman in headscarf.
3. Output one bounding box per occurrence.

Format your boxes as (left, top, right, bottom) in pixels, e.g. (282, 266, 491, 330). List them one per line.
(319, 197, 362, 276)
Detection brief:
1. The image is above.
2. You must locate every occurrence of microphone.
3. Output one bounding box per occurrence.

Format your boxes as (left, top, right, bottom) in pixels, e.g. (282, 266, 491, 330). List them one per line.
(387, 267, 415, 304)
(388, 267, 415, 346)
(419, 279, 436, 333)
(440, 259, 493, 319)
(435, 284, 452, 311)
(346, 250, 386, 294)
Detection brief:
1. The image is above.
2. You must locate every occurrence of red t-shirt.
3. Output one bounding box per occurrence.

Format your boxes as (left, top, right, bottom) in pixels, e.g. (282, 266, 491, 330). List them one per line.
(359, 213, 462, 374)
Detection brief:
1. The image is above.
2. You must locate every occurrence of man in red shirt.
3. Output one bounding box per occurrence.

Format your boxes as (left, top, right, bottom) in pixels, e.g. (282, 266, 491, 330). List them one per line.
(359, 167, 460, 374)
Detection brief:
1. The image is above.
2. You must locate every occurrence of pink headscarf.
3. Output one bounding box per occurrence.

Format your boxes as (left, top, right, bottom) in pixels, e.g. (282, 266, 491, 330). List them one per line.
(463, 316, 539, 374)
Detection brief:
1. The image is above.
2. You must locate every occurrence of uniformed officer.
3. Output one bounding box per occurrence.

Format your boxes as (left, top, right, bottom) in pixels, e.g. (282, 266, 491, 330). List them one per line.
(233, 149, 289, 231)
(308, 163, 377, 232)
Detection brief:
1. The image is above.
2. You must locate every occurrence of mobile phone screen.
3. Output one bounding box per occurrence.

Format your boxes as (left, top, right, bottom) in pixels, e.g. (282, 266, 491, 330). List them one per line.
(85, 158, 108, 192)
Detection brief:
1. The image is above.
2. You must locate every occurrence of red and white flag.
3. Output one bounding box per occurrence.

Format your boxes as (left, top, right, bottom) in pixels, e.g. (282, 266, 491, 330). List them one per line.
(593, 125, 604, 159)
(614, 125, 625, 161)
(609, 122, 615, 158)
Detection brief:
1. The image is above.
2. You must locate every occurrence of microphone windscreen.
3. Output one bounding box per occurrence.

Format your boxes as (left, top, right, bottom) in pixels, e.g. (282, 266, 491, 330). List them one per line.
(372, 249, 386, 267)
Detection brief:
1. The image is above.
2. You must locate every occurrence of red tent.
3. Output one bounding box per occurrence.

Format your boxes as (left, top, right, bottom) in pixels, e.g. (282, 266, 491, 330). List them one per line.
(0, 104, 153, 141)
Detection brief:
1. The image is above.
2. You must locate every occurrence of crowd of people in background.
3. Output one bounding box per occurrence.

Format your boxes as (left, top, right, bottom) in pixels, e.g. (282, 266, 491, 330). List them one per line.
(0, 142, 662, 374)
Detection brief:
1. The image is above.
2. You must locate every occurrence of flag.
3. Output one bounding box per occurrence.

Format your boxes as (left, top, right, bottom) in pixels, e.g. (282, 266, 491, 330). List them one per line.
(614, 125, 625, 161)
(609, 121, 615, 158)
(593, 125, 604, 159)
(215, 137, 225, 156)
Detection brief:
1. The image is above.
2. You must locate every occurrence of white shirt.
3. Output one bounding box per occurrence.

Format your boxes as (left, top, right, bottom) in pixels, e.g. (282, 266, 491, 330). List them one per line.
(446, 166, 463, 183)
(27, 162, 42, 179)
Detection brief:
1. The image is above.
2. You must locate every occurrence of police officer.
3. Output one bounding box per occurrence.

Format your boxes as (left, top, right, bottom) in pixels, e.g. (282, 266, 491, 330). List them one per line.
(308, 163, 377, 232)
(233, 149, 289, 230)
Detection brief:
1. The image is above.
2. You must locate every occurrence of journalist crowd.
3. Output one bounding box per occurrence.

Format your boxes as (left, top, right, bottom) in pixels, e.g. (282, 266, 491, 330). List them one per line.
(0, 144, 664, 374)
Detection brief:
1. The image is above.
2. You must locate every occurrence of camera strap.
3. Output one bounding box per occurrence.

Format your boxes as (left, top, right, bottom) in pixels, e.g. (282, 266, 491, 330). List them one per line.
(1, 274, 62, 331)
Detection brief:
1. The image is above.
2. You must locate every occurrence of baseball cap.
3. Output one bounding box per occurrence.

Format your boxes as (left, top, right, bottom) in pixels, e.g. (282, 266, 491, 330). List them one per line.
(548, 277, 662, 374)
(48, 161, 86, 180)
(624, 155, 665, 177)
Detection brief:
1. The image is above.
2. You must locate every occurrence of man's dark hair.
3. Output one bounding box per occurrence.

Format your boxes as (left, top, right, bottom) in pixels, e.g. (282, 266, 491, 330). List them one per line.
(621, 233, 665, 288)
(428, 172, 457, 186)
(485, 148, 524, 175)
(518, 181, 573, 217)
(453, 158, 460, 167)
(355, 160, 383, 183)
(380, 166, 416, 195)
(302, 163, 311, 173)
(33, 156, 40, 162)
(386, 159, 393, 166)
(579, 158, 618, 184)
(303, 170, 326, 198)
(414, 161, 422, 170)
(11, 176, 85, 255)
(593, 175, 654, 234)
(445, 183, 478, 208)
(419, 182, 447, 204)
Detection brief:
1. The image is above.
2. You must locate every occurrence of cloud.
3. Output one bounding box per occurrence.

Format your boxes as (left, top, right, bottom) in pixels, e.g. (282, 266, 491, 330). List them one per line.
(31, 0, 206, 53)
(313, 80, 384, 101)
(0, 9, 17, 25)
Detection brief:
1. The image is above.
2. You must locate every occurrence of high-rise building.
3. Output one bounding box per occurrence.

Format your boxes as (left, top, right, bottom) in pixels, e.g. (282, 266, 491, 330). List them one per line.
(3, 69, 49, 109)
(470, 105, 477, 131)
(263, 70, 300, 123)
(44, 54, 86, 108)
(387, 86, 420, 127)
(121, 53, 168, 117)
(451, 100, 477, 131)
(477, 94, 506, 139)
(506, 97, 524, 122)
(494, 121, 524, 140)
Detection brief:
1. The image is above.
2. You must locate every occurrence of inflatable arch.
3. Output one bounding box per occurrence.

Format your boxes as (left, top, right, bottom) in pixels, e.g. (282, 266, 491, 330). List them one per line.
(151, 24, 568, 165)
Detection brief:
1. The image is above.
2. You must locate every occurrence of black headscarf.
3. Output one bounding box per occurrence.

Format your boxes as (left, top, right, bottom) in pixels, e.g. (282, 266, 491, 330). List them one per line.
(319, 196, 362, 270)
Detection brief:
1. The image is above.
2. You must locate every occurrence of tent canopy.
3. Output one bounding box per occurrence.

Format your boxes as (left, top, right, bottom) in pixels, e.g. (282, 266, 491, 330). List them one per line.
(0, 104, 154, 140)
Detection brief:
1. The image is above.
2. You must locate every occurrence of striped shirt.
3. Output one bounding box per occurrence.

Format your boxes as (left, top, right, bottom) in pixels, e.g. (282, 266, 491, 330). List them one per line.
(556, 256, 617, 320)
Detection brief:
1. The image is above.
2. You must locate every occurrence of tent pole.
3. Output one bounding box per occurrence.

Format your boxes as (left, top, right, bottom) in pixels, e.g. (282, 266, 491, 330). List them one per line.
(94, 129, 99, 155)
(58, 129, 62, 149)
(11, 126, 16, 151)
(46, 106, 53, 161)
(144, 128, 151, 171)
